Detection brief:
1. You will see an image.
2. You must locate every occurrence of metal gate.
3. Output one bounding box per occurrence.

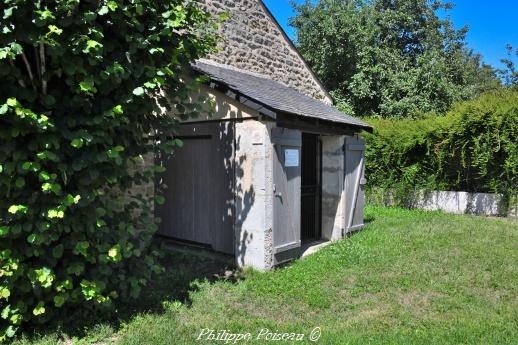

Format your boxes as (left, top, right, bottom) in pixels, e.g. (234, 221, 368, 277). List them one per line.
(301, 133, 321, 241)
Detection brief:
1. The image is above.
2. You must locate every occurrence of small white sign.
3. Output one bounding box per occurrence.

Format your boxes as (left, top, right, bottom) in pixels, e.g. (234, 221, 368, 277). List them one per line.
(284, 149, 299, 167)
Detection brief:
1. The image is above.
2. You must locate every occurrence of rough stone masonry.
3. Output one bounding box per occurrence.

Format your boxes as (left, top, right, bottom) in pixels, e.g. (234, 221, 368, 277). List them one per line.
(198, 0, 332, 104)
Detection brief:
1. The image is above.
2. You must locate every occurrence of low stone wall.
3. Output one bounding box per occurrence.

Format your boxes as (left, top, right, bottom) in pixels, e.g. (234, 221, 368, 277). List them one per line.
(415, 191, 505, 216)
(370, 189, 518, 217)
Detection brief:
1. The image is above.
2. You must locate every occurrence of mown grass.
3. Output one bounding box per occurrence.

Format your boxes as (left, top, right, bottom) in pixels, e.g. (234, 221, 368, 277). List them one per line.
(14, 206, 518, 344)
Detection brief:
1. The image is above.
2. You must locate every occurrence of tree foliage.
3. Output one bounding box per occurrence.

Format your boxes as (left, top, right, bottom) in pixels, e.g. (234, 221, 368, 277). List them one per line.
(290, 0, 501, 118)
(0, 0, 218, 338)
(499, 44, 518, 86)
(364, 89, 518, 206)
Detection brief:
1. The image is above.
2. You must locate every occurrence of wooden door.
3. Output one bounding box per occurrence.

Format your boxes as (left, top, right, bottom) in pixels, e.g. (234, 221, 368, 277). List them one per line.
(345, 136, 366, 232)
(272, 128, 302, 254)
(156, 122, 235, 254)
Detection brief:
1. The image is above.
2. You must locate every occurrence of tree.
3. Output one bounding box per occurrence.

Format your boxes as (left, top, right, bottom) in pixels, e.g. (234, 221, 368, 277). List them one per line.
(290, 0, 501, 118)
(499, 44, 518, 86)
(0, 0, 219, 338)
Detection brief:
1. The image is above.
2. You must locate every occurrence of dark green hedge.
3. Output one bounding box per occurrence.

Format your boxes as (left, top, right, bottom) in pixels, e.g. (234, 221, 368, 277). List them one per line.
(364, 89, 518, 205)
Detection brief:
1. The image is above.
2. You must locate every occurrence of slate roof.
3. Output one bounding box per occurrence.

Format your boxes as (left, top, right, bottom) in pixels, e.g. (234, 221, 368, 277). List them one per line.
(192, 60, 372, 131)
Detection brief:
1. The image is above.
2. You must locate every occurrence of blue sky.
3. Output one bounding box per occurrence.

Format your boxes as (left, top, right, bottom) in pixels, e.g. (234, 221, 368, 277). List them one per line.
(263, 0, 518, 70)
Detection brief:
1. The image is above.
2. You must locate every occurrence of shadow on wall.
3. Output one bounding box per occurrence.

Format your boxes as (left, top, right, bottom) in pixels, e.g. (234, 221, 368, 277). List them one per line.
(234, 133, 256, 267)
(211, 98, 256, 265)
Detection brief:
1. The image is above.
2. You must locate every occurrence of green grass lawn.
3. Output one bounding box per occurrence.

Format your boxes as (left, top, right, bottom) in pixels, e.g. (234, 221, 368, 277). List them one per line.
(15, 206, 518, 344)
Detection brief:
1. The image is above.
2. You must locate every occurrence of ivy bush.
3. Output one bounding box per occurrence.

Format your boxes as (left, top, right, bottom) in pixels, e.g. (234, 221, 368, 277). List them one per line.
(0, 0, 219, 339)
(364, 89, 518, 207)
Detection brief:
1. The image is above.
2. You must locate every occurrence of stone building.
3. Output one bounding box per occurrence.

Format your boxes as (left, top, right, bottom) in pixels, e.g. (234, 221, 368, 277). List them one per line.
(156, 0, 372, 270)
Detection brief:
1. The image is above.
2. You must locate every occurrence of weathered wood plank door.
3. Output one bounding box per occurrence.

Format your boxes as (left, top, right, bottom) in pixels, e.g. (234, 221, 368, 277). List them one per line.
(156, 122, 235, 254)
(272, 128, 302, 254)
(345, 135, 366, 232)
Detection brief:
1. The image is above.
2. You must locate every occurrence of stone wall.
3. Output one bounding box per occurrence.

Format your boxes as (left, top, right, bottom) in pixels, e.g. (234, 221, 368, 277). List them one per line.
(369, 189, 518, 217)
(198, 0, 332, 104)
(234, 119, 275, 270)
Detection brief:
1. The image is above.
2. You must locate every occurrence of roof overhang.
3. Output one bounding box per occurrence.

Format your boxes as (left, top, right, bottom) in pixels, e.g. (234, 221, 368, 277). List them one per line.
(192, 60, 373, 133)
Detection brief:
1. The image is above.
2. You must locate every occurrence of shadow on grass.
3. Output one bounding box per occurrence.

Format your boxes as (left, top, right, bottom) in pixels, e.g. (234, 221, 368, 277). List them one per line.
(25, 239, 239, 341)
(364, 214, 376, 224)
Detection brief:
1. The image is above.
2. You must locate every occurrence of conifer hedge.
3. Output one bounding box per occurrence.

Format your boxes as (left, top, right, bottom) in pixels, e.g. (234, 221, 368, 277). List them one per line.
(364, 89, 518, 207)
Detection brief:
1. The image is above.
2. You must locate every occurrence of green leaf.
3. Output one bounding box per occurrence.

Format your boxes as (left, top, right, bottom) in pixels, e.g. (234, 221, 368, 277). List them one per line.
(74, 241, 90, 257)
(98, 6, 109, 15)
(52, 244, 64, 258)
(0, 226, 9, 236)
(79, 79, 97, 95)
(144, 81, 156, 89)
(174, 138, 184, 148)
(67, 262, 84, 275)
(34, 267, 55, 288)
(47, 24, 62, 35)
(3, 7, 14, 19)
(1, 305, 10, 319)
(15, 177, 25, 188)
(83, 39, 103, 54)
(65, 194, 81, 206)
(38, 222, 50, 231)
(0, 103, 8, 115)
(32, 302, 45, 316)
(54, 295, 65, 307)
(107, 1, 118, 11)
(8, 205, 28, 215)
(38, 171, 50, 181)
(6, 98, 17, 107)
(57, 279, 73, 291)
(113, 105, 124, 115)
(71, 138, 84, 148)
(132, 87, 145, 96)
(9, 313, 21, 325)
(41, 182, 51, 192)
(108, 244, 121, 261)
(0, 286, 10, 299)
(5, 325, 17, 338)
(149, 47, 164, 55)
(106, 149, 119, 159)
(154, 165, 166, 173)
(80, 279, 100, 300)
(155, 195, 165, 205)
(26, 234, 37, 244)
(47, 208, 64, 219)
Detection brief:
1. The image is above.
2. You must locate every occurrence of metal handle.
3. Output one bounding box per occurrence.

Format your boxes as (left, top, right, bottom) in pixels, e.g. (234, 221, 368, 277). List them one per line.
(273, 184, 282, 197)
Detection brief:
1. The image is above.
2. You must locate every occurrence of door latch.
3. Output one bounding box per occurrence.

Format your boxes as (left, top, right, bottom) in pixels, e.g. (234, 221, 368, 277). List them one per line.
(273, 184, 282, 197)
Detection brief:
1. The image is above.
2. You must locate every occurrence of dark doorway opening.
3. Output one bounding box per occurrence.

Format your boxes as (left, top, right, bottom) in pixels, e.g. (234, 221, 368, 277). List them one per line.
(301, 133, 322, 242)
